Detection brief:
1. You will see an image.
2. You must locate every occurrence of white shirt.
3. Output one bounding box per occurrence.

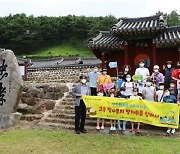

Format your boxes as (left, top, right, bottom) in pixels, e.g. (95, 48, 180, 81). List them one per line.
(156, 90, 164, 102)
(122, 82, 133, 96)
(143, 86, 155, 101)
(130, 95, 142, 99)
(135, 67, 150, 80)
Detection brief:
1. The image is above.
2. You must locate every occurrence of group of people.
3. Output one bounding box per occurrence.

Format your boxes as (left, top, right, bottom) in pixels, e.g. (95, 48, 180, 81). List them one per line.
(72, 60, 180, 135)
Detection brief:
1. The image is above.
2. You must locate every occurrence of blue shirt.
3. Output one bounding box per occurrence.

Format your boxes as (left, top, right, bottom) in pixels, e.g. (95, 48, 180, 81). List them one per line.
(88, 71, 100, 88)
(81, 84, 89, 95)
(117, 79, 125, 90)
(163, 95, 177, 104)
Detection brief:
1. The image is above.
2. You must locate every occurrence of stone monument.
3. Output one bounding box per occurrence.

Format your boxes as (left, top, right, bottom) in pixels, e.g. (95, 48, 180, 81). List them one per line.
(0, 49, 23, 128)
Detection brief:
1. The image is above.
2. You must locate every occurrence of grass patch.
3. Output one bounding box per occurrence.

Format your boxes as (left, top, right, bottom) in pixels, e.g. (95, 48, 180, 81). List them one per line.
(0, 129, 179, 154)
(19, 44, 94, 58)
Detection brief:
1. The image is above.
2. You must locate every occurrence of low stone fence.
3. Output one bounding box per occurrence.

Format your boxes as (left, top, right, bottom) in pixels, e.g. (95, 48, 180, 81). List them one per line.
(27, 65, 101, 83)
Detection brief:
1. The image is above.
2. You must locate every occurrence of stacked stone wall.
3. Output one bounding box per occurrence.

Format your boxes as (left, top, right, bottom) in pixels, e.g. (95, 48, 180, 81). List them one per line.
(27, 66, 100, 83)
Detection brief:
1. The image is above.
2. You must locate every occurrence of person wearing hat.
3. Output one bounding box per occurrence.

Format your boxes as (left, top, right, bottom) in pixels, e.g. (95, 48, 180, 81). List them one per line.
(162, 61, 174, 89)
(135, 60, 150, 94)
(72, 75, 91, 134)
(151, 65, 164, 87)
(97, 68, 112, 95)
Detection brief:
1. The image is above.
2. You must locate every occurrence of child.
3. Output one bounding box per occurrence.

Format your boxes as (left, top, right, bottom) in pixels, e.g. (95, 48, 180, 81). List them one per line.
(117, 72, 125, 90)
(109, 89, 117, 131)
(117, 87, 128, 132)
(151, 65, 164, 87)
(169, 80, 177, 97)
(121, 74, 134, 98)
(142, 77, 156, 102)
(130, 88, 142, 133)
(96, 89, 105, 130)
(163, 89, 178, 134)
(156, 83, 165, 102)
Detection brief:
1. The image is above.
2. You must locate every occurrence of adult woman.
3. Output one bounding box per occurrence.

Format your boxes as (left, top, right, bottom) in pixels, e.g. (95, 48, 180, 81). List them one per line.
(122, 65, 131, 81)
(97, 68, 112, 95)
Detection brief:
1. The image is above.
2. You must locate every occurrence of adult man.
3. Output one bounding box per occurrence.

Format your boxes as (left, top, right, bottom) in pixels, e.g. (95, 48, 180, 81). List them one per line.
(88, 66, 100, 96)
(135, 60, 150, 80)
(72, 75, 91, 134)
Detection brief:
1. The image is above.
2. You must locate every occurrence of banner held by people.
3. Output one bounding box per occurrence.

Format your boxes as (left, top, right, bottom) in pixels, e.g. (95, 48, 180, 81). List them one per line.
(82, 96, 180, 129)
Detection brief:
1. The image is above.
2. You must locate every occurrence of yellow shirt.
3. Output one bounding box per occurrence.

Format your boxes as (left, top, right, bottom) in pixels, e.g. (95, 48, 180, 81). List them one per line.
(97, 74, 112, 86)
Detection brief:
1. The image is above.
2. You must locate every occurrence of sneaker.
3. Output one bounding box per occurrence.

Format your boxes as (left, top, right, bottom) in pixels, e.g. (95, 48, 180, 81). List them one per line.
(113, 126, 116, 131)
(167, 128, 171, 134)
(136, 129, 140, 133)
(171, 129, 175, 134)
(118, 127, 122, 131)
(96, 126, 100, 130)
(110, 126, 113, 130)
(100, 126, 104, 130)
(75, 130, 81, 134)
(80, 129, 87, 133)
(130, 128, 134, 132)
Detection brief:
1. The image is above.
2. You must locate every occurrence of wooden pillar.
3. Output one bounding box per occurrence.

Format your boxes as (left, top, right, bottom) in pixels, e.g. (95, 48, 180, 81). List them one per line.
(24, 61, 28, 81)
(101, 52, 105, 68)
(124, 41, 128, 65)
(152, 42, 157, 66)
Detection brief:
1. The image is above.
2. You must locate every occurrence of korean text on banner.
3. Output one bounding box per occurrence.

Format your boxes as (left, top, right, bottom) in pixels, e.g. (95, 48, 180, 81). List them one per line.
(82, 96, 180, 128)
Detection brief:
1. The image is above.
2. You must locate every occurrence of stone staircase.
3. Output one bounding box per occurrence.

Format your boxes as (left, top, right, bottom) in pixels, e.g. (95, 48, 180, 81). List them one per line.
(38, 93, 100, 131)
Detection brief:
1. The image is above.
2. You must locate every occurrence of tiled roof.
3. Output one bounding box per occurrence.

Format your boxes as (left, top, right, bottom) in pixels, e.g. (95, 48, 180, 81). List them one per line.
(155, 26, 180, 45)
(112, 15, 166, 34)
(89, 31, 123, 49)
(89, 27, 180, 49)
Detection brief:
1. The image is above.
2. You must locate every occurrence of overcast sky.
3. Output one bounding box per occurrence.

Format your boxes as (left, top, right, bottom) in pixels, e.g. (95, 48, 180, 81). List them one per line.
(0, 0, 179, 18)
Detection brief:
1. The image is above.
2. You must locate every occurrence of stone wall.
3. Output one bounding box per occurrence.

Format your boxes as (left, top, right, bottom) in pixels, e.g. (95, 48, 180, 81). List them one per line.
(27, 66, 100, 83)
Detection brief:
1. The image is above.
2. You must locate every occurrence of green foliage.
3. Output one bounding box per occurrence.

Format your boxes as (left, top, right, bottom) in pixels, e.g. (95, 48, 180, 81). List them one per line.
(21, 44, 94, 58)
(0, 130, 179, 154)
(0, 11, 179, 57)
(167, 10, 180, 26)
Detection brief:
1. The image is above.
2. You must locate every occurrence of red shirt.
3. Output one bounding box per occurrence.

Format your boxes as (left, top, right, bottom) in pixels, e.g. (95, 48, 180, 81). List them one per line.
(171, 69, 180, 88)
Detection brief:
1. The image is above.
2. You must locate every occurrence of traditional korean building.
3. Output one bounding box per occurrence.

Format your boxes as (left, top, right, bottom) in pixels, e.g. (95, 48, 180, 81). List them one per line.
(89, 15, 180, 76)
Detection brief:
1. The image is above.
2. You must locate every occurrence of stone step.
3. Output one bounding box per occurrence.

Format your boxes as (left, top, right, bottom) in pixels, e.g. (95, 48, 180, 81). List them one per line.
(21, 114, 44, 121)
(55, 105, 74, 110)
(60, 101, 74, 105)
(62, 98, 74, 102)
(52, 108, 75, 114)
(38, 122, 96, 131)
(45, 117, 100, 127)
(48, 113, 96, 121)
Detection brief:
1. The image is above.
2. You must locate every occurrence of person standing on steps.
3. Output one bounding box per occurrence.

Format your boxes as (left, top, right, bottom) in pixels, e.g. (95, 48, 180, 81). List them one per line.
(72, 75, 91, 134)
(88, 66, 100, 96)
